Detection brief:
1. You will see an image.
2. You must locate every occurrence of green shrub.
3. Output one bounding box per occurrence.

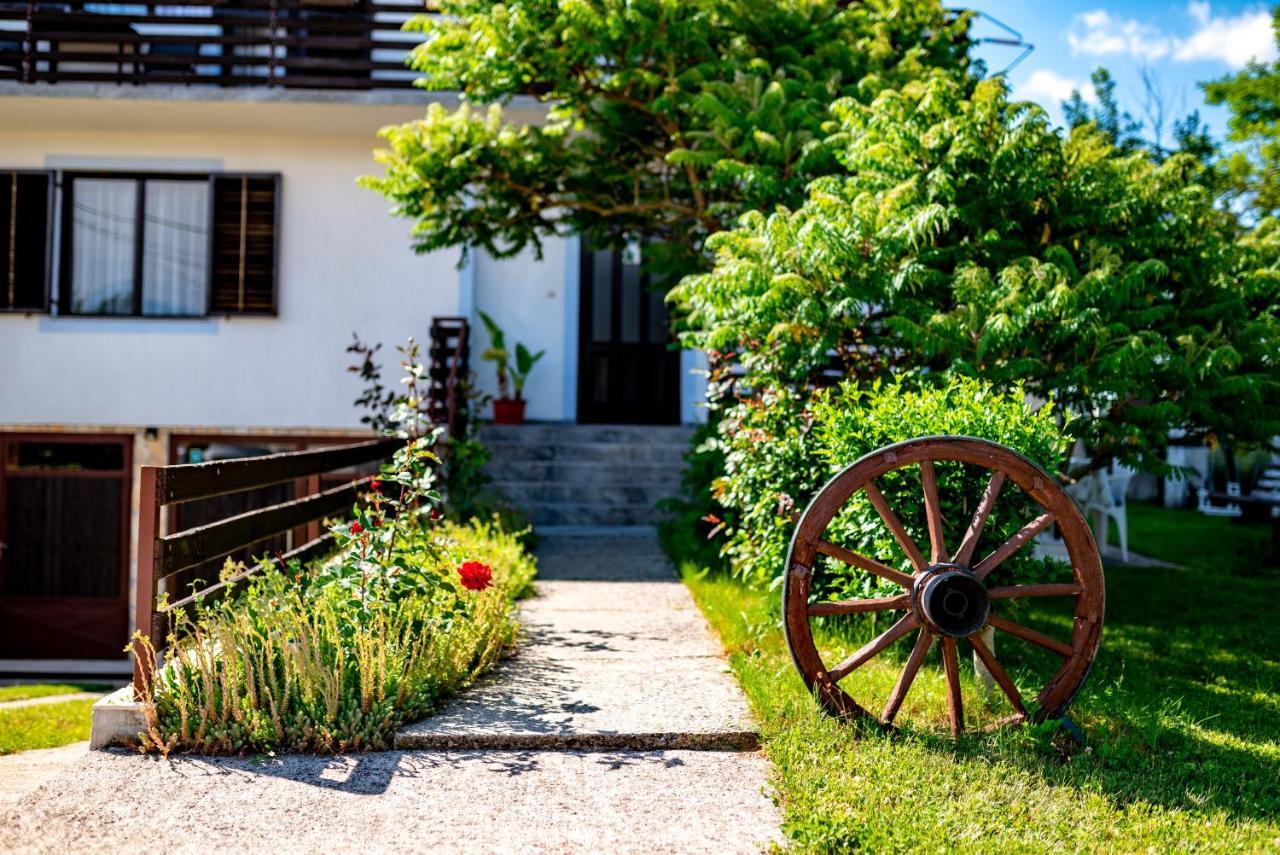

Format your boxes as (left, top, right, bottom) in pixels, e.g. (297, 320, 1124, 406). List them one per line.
(716, 376, 1073, 607)
(137, 518, 534, 755)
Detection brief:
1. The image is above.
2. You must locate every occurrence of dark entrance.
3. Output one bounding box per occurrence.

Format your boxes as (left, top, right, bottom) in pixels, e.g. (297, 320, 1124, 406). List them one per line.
(0, 434, 132, 659)
(577, 241, 680, 424)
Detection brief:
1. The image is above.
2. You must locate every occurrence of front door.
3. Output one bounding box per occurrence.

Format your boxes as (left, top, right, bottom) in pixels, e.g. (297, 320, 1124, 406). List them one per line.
(0, 435, 132, 659)
(577, 241, 680, 424)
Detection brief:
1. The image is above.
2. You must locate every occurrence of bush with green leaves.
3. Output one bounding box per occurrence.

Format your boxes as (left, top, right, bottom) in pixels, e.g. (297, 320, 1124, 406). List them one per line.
(672, 72, 1280, 477)
(715, 376, 1073, 606)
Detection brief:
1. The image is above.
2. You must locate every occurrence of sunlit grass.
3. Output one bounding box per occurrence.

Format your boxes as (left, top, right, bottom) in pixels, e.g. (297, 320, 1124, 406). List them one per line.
(0, 699, 95, 755)
(0, 683, 111, 703)
(682, 553, 1280, 851)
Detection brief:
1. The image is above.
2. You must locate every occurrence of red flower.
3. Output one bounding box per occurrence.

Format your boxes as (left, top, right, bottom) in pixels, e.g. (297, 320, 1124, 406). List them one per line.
(457, 561, 493, 592)
(370, 517, 381, 529)
(430, 508, 441, 521)
(349, 522, 363, 535)
(371, 479, 382, 492)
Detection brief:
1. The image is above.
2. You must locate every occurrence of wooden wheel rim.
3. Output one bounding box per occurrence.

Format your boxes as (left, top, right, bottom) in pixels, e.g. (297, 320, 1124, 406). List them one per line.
(782, 436, 1105, 734)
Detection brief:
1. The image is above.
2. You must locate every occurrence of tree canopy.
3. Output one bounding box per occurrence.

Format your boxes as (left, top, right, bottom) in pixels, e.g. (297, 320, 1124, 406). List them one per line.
(672, 73, 1280, 474)
(364, 0, 972, 276)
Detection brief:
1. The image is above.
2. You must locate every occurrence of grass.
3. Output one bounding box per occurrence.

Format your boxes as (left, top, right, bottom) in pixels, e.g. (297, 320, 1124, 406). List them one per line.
(1123, 502, 1274, 574)
(0, 683, 112, 703)
(676, 504, 1280, 852)
(0, 699, 96, 755)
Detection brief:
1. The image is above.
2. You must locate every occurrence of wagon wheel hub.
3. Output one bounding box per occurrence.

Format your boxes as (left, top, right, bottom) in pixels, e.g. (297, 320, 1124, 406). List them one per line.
(914, 565, 989, 638)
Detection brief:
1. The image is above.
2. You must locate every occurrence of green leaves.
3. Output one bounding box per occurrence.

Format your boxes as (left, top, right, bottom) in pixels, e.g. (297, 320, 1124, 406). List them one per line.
(675, 70, 1280, 476)
(366, 0, 971, 272)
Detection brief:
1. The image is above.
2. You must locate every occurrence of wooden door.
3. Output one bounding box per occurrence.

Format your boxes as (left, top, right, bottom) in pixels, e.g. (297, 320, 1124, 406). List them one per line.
(0, 435, 132, 659)
(577, 241, 680, 425)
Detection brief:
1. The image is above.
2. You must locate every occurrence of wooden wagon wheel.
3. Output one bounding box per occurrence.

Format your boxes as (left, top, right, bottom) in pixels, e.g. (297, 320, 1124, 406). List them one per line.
(783, 436, 1104, 736)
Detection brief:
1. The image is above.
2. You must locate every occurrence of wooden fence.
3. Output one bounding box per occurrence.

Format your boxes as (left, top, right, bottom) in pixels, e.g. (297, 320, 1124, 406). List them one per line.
(131, 436, 399, 692)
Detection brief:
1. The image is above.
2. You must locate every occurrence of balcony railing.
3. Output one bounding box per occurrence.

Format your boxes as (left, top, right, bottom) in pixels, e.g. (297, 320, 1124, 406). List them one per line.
(0, 0, 426, 90)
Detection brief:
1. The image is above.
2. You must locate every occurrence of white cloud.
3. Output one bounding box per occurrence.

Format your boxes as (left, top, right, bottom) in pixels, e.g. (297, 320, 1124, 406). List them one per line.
(1067, 9, 1172, 61)
(1065, 4, 1277, 69)
(1015, 69, 1096, 105)
(1174, 3, 1277, 68)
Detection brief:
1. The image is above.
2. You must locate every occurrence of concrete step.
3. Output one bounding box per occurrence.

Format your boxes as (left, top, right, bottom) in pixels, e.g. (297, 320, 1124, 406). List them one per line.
(517, 503, 673, 527)
(484, 460, 683, 484)
(490, 482, 679, 507)
(481, 423, 697, 447)
(486, 442, 689, 466)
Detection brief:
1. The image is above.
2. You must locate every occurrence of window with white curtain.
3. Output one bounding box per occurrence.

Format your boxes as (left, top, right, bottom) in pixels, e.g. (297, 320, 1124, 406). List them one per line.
(62, 172, 210, 317)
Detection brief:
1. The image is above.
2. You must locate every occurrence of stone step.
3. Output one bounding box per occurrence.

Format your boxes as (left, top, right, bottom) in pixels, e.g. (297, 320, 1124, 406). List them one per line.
(486, 442, 690, 465)
(481, 423, 697, 447)
(517, 503, 673, 527)
(484, 460, 683, 485)
(490, 481, 678, 507)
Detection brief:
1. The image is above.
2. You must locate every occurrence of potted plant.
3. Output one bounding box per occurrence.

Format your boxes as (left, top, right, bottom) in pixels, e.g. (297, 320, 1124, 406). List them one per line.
(478, 311, 545, 425)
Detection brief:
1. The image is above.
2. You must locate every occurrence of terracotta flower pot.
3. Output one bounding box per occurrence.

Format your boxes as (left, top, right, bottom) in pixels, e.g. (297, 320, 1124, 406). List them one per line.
(492, 398, 527, 424)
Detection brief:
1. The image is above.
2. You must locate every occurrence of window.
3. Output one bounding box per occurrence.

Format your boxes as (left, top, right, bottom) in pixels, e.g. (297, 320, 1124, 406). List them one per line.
(0, 171, 53, 313)
(53, 170, 279, 317)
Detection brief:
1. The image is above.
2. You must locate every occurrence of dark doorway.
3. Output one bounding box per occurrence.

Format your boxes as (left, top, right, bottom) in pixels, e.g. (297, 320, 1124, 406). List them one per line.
(577, 241, 680, 424)
(0, 434, 132, 659)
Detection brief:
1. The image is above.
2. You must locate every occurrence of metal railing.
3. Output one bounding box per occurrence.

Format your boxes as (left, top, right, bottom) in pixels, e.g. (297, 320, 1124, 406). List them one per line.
(1, 0, 426, 90)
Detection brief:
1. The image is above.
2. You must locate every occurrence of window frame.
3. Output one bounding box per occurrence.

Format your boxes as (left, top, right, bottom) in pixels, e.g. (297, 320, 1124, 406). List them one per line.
(55, 169, 281, 319)
(0, 169, 55, 315)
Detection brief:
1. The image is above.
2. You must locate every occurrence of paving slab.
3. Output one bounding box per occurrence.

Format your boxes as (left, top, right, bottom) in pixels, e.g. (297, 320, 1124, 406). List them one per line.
(0, 748, 781, 855)
(0, 741, 88, 805)
(397, 534, 756, 751)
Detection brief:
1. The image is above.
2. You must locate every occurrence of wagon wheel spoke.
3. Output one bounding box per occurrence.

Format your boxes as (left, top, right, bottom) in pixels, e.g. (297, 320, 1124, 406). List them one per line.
(808, 593, 910, 617)
(973, 512, 1055, 581)
(863, 480, 928, 572)
(827, 614, 917, 683)
(968, 632, 1027, 717)
(919, 460, 948, 563)
(941, 636, 963, 736)
(953, 470, 1006, 566)
(987, 582, 1081, 600)
(987, 614, 1074, 658)
(881, 628, 934, 724)
(816, 540, 914, 589)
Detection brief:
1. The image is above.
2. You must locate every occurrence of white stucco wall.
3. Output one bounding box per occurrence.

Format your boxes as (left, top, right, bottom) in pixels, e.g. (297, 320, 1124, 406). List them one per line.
(0, 93, 464, 430)
(470, 238, 575, 422)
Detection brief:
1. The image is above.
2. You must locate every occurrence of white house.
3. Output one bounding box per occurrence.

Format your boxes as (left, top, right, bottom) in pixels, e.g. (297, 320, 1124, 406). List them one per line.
(0, 2, 703, 670)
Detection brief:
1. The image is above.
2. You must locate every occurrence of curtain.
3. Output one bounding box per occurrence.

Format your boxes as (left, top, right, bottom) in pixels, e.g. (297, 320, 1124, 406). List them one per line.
(70, 178, 136, 314)
(142, 179, 209, 316)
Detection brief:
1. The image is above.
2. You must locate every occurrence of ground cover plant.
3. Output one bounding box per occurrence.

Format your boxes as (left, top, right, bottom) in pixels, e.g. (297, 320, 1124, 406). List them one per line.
(682, 554, 1280, 851)
(137, 510, 534, 755)
(0, 698, 98, 755)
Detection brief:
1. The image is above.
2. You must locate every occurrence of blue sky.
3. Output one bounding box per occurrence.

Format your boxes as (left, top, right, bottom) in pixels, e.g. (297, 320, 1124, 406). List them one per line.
(968, 1, 1277, 143)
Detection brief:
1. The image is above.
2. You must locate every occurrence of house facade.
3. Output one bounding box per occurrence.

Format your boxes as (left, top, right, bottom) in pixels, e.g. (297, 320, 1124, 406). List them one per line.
(0, 2, 704, 670)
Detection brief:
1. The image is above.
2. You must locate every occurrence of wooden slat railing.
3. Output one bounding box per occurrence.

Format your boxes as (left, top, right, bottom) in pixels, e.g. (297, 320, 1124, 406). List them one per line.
(132, 436, 399, 694)
(0, 0, 427, 91)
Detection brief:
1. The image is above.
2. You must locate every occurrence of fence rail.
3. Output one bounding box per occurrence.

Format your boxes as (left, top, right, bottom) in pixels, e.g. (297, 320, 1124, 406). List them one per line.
(1, 0, 427, 90)
(132, 436, 399, 693)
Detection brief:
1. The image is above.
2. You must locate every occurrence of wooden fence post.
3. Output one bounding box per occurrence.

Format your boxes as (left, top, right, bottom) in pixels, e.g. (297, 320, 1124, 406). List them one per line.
(132, 465, 160, 698)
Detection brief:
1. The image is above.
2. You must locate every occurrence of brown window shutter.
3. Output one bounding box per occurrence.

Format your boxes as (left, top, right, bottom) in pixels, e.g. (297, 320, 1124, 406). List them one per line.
(0, 170, 52, 313)
(209, 174, 280, 315)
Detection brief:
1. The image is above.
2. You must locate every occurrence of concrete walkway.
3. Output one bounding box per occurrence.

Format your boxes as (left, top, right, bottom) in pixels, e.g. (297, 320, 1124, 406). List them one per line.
(0, 692, 105, 710)
(0, 530, 780, 854)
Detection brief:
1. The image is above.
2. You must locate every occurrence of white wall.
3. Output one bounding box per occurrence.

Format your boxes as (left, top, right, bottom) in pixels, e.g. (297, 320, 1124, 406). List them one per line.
(471, 238, 574, 422)
(0, 96, 464, 430)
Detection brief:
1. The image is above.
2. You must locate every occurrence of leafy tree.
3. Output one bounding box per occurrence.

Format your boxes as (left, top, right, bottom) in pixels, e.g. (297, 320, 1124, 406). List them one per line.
(673, 73, 1280, 478)
(364, 0, 974, 278)
(1063, 68, 1146, 154)
(1203, 9, 1280, 220)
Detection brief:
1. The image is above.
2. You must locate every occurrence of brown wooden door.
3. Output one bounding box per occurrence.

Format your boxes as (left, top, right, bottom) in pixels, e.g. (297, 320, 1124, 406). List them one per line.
(577, 241, 681, 425)
(0, 435, 132, 659)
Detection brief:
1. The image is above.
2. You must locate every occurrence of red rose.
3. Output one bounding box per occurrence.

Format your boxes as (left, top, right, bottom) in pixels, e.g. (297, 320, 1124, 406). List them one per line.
(457, 561, 493, 592)
(430, 508, 441, 521)
(349, 522, 363, 535)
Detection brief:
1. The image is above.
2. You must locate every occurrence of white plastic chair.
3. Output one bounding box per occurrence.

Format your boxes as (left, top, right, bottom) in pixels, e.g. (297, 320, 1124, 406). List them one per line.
(1084, 464, 1133, 562)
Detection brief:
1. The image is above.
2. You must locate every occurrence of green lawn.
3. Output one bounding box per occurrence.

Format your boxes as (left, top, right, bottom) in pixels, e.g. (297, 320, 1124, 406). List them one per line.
(0, 699, 96, 755)
(0, 683, 112, 703)
(679, 507, 1280, 851)
(1124, 502, 1275, 573)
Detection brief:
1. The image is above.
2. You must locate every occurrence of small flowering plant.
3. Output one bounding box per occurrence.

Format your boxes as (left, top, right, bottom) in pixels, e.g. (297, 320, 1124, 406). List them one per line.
(456, 561, 493, 592)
